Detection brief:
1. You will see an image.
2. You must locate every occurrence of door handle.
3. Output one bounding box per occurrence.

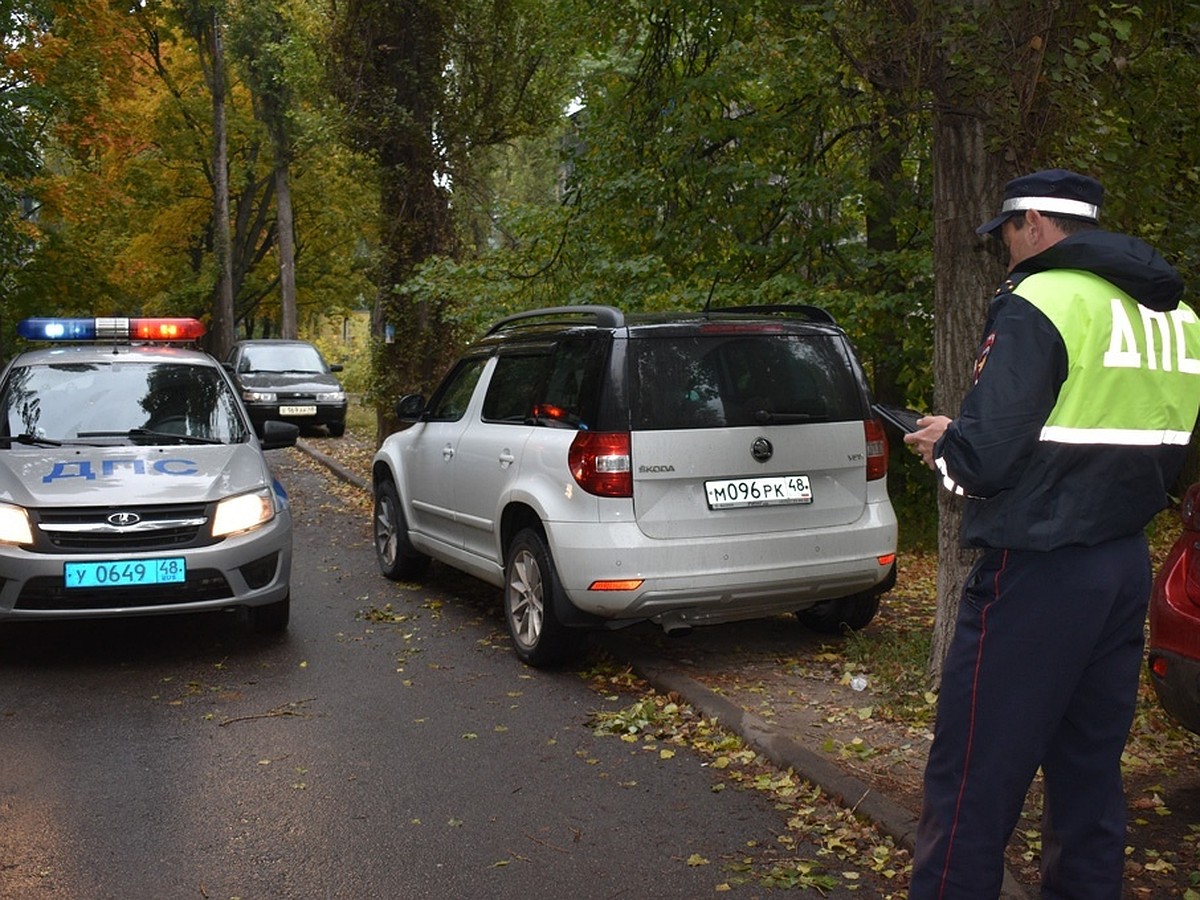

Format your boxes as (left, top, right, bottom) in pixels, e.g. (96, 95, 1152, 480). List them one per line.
(442, 444, 455, 460)
(498, 451, 515, 467)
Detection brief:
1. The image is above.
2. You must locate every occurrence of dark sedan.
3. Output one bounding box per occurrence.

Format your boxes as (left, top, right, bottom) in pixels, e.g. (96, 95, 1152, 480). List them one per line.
(226, 339, 347, 437)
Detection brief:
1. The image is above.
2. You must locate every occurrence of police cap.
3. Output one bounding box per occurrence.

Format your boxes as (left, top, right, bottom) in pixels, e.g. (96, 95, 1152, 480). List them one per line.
(976, 168, 1103, 235)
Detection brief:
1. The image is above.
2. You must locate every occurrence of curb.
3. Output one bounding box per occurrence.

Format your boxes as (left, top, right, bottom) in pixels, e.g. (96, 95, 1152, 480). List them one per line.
(621, 651, 1031, 900)
(296, 439, 369, 492)
(297, 439, 1030, 898)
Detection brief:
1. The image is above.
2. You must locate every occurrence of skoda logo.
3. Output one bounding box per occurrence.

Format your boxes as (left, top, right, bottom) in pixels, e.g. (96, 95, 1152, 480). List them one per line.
(108, 512, 141, 527)
(750, 437, 773, 462)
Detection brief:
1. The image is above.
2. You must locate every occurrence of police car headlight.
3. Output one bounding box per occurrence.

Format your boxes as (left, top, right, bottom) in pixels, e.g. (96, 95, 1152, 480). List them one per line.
(243, 390, 277, 403)
(212, 488, 275, 538)
(0, 503, 33, 546)
(316, 391, 346, 403)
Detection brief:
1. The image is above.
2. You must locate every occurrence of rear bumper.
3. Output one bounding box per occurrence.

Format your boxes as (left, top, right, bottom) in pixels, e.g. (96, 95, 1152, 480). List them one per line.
(1148, 649, 1200, 736)
(548, 503, 897, 625)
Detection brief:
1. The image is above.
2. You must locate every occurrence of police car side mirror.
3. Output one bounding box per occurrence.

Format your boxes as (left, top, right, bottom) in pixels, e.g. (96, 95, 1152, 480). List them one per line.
(259, 419, 300, 450)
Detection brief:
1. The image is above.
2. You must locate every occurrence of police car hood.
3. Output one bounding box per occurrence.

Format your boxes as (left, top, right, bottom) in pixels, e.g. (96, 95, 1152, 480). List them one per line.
(1017, 229, 1184, 312)
(0, 443, 272, 508)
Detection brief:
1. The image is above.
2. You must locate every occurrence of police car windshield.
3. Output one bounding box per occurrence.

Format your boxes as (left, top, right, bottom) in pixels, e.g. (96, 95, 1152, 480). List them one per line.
(0, 360, 249, 445)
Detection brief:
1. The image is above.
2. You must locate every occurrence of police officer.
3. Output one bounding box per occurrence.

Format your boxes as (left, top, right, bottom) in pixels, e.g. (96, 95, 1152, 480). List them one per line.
(904, 169, 1200, 899)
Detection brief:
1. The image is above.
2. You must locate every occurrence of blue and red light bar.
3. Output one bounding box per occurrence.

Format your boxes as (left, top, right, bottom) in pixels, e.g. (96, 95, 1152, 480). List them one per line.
(17, 317, 206, 342)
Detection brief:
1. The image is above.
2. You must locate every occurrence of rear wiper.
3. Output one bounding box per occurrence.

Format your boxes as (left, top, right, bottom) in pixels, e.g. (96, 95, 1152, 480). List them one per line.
(751, 409, 828, 425)
(0, 433, 63, 447)
(77, 428, 223, 445)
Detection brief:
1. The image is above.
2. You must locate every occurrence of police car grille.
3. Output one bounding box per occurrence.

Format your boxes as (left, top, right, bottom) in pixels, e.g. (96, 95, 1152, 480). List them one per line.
(15, 569, 233, 611)
(33, 504, 210, 553)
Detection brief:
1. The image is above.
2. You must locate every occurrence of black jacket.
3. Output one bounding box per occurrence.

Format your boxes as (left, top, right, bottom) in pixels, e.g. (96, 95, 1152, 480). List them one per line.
(934, 230, 1195, 551)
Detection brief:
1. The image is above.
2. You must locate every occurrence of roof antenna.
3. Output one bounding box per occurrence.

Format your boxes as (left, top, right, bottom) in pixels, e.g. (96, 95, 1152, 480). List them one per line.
(702, 275, 719, 317)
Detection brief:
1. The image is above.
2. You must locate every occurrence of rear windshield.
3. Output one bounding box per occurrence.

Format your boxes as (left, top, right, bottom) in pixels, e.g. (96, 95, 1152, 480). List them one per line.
(628, 332, 865, 430)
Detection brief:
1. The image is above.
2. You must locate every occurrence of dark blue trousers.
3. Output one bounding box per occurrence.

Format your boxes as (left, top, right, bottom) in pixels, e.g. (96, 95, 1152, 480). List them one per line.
(909, 533, 1150, 899)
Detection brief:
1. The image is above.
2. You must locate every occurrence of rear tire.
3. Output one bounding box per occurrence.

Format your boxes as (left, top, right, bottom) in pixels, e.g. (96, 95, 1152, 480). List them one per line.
(504, 528, 581, 667)
(250, 595, 290, 633)
(373, 478, 430, 579)
(796, 591, 880, 634)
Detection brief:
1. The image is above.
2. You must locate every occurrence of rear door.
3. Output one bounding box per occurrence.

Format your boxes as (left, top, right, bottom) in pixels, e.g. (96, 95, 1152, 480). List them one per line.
(625, 328, 872, 540)
(454, 348, 548, 563)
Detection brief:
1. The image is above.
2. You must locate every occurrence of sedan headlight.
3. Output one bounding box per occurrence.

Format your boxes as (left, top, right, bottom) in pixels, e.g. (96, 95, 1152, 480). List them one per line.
(316, 391, 346, 402)
(242, 390, 277, 403)
(212, 488, 275, 538)
(0, 503, 33, 545)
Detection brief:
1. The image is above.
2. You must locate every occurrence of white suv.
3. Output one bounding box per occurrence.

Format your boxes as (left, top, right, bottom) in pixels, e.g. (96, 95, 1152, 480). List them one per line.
(372, 305, 897, 666)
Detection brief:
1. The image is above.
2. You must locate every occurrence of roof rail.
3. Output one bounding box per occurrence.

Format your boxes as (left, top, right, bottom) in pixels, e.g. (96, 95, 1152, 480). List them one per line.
(485, 305, 625, 335)
(708, 304, 838, 325)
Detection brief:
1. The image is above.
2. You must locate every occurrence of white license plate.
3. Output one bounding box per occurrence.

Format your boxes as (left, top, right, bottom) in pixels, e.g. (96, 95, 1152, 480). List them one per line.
(65, 557, 186, 589)
(279, 405, 317, 416)
(705, 474, 812, 509)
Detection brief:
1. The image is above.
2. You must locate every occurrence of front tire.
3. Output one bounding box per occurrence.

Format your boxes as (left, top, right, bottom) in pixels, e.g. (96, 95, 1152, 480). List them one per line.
(504, 528, 581, 667)
(374, 478, 430, 580)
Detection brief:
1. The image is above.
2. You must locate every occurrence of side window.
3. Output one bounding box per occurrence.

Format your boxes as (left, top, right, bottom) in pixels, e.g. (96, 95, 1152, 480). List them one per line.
(541, 339, 604, 427)
(427, 357, 487, 421)
(482, 339, 605, 427)
(483, 354, 550, 422)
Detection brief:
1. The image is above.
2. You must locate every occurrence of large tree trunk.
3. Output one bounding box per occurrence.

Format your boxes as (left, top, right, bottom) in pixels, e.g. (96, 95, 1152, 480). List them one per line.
(208, 10, 235, 360)
(926, 108, 1006, 686)
(274, 156, 297, 339)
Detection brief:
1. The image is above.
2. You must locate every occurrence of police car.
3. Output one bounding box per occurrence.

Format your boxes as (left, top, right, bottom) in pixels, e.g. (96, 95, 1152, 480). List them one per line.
(0, 317, 297, 632)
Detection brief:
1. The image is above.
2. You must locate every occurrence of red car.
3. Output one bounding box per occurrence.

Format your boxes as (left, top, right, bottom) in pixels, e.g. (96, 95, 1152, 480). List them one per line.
(1148, 483, 1200, 735)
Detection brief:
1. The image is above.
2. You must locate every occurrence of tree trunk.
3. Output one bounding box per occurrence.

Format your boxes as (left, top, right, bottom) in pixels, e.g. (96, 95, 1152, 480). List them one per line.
(926, 106, 1006, 686)
(274, 156, 297, 339)
(208, 10, 235, 360)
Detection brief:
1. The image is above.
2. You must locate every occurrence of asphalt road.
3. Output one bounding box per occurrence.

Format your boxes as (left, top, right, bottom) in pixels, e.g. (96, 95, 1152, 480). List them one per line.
(0, 449, 871, 899)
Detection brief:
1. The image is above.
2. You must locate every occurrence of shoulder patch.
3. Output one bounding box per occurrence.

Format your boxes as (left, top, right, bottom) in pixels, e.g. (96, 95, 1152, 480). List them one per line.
(974, 332, 996, 384)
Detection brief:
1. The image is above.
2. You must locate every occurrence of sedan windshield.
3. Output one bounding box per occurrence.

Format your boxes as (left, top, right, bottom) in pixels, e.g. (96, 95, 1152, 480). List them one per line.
(240, 343, 326, 374)
(0, 361, 249, 444)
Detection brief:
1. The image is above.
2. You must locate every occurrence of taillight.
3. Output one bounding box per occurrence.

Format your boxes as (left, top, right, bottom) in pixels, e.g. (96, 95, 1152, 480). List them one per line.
(569, 431, 632, 497)
(865, 419, 888, 481)
(1182, 483, 1200, 529)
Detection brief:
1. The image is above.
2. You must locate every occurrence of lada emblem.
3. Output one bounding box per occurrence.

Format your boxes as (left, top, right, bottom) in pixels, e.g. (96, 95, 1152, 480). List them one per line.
(108, 512, 141, 527)
(750, 437, 773, 462)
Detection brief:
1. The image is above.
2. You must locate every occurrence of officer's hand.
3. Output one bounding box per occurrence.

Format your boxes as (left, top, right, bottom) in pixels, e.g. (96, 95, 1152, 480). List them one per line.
(903, 415, 952, 470)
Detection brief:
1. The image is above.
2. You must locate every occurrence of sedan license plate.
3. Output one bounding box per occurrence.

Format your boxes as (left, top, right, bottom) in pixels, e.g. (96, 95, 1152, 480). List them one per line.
(65, 557, 186, 589)
(279, 404, 317, 416)
(705, 474, 812, 509)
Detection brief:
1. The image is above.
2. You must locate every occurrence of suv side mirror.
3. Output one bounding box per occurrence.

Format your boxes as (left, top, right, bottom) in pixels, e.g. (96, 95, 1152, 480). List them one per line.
(259, 419, 300, 450)
(330, 363, 344, 373)
(396, 394, 426, 422)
